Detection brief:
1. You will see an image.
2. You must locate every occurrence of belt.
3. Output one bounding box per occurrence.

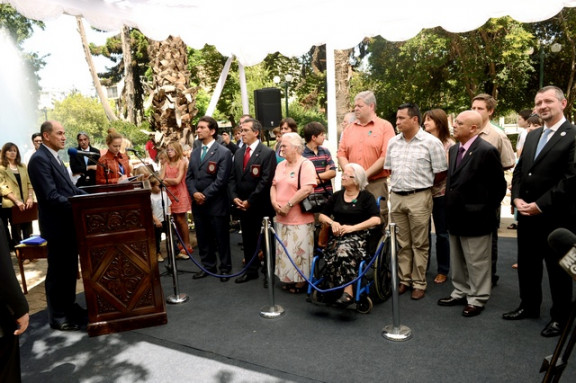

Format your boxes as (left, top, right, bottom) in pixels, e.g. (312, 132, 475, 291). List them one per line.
(392, 188, 430, 196)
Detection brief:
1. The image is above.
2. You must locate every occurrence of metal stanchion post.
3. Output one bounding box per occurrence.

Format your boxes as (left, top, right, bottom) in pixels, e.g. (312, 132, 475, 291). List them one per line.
(166, 216, 189, 304)
(382, 223, 412, 341)
(259, 217, 285, 319)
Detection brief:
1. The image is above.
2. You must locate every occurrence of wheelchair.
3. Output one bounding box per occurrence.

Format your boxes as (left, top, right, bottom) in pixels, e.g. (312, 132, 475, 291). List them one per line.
(307, 225, 394, 314)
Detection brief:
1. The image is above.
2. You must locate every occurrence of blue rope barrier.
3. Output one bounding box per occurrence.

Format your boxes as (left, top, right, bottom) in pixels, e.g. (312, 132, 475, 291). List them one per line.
(170, 224, 264, 279)
(272, 229, 384, 294)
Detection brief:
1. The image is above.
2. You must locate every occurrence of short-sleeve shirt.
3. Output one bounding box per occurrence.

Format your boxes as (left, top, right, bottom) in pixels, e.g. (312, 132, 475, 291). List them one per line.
(302, 145, 336, 194)
(322, 189, 379, 225)
(337, 117, 396, 181)
(478, 123, 516, 168)
(151, 190, 171, 222)
(273, 157, 316, 225)
(384, 129, 448, 192)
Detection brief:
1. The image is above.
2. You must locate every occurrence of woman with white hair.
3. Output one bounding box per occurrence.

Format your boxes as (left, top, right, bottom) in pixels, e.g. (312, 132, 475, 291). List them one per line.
(318, 163, 381, 306)
(271, 132, 317, 294)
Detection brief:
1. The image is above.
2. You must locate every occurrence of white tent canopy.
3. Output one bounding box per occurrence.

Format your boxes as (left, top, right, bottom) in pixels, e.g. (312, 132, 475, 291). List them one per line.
(4, 0, 576, 66)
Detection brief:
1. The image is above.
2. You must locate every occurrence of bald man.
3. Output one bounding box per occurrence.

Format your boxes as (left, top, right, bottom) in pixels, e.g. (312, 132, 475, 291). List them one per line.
(438, 110, 506, 317)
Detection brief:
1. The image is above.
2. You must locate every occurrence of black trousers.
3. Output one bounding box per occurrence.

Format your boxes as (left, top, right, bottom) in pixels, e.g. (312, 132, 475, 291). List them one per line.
(45, 237, 80, 322)
(517, 214, 573, 323)
(193, 210, 231, 273)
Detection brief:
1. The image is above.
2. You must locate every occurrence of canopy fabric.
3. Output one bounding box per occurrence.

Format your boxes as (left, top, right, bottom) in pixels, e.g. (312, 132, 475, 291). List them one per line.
(4, 0, 576, 66)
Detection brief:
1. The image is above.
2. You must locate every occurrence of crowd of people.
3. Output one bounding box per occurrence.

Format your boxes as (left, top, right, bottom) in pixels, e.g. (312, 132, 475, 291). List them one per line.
(2, 85, 576, 380)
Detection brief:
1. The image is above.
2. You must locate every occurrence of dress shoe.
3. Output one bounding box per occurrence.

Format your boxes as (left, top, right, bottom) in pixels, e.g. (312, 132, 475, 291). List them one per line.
(68, 303, 88, 325)
(193, 270, 214, 279)
(398, 284, 408, 295)
(437, 296, 467, 306)
(502, 307, 539, 320)
(235, 273, 259, 284)
(411, 288, 425, 300)
(50, 318, 80, 332)
(541, 321, 563, 337)
(220, 272, 230, 282)
(462, 305, 484, 317)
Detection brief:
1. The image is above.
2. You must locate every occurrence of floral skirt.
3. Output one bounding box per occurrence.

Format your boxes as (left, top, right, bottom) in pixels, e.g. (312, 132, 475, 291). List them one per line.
(275, 222, 314, 283)
(323, 231, 369, 287)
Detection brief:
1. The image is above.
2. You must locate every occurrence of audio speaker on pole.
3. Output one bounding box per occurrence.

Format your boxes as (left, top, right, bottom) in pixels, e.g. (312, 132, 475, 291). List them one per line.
(254, 88, 282, 129)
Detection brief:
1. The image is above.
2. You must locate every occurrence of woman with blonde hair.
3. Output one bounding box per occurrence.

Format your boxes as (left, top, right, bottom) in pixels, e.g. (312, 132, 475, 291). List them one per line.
(160, 142, 192, 258)
(96, 129, 132, 184)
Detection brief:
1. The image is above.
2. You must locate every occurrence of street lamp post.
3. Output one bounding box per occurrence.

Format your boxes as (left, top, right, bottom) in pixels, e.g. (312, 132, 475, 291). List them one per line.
(273, 74, 293, 117)
(539, 42, 562, 89)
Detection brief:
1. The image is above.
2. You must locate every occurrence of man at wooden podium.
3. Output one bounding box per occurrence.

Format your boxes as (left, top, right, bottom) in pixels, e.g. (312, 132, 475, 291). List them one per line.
(28, 121, 88, 331)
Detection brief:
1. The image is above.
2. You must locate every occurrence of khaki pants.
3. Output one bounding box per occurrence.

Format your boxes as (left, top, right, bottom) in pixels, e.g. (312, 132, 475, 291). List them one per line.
(390, 189, 432, 290)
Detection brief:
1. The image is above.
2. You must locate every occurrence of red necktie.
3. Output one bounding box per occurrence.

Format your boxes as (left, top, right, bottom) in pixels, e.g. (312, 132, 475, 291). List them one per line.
(243, 146, 251, 171)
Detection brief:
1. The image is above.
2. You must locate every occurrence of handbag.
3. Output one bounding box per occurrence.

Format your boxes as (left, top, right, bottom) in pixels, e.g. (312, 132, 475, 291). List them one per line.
(298, 161, 331, 213)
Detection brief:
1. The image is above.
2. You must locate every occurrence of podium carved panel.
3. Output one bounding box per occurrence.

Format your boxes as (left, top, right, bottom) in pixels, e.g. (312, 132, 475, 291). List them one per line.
(71, 188, 167, 336)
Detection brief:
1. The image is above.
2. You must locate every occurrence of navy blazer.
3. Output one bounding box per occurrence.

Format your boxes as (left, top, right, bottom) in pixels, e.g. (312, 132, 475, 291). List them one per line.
(512, 120, 576, 223)
(446, 137, 506, 237)
(69, 145, 101, 186)
(186, 141, 232, 216)
(228, 141, 276, 218)
(27, 145, 86, 241)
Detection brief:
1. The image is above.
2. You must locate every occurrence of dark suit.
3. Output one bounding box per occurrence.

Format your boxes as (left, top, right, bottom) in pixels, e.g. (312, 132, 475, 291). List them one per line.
(512, 120, 576, 323)
(229, 142, 277, 276)
(69, 145, 100, 187)
(446, 137, 506, 306)
(27, 145, 87, 323)
(0, 220, 28, 382)
(186, 141, 233, 272)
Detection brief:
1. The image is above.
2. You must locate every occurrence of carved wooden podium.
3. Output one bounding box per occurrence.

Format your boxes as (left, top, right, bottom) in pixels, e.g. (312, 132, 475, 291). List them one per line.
(70, 185, 167, 336)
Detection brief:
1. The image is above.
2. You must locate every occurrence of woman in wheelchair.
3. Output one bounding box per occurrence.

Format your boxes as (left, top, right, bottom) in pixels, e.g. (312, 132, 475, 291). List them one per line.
(318, 163, 381, 307)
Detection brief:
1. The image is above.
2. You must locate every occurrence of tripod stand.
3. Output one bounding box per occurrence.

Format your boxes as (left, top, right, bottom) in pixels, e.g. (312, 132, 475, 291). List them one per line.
(541, 300, 576, 382)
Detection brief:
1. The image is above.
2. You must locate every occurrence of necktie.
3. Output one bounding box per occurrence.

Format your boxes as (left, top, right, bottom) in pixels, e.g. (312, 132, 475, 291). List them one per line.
(534, 129, 553, 159)
(455, 146, 465, 167)
(201, 145, 208, 161)
(243, 146, 251, 171)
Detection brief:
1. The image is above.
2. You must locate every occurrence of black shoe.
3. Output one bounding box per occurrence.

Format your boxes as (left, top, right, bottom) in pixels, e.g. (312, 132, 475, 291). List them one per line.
(220, 272, 230, 282)
(541, 321, 563, 337)
(235, 273, 259, 284)
(502, 307, 539, 320)
(50, 318, 80, 332)
(193, 270, 214, 279)
(437, 296, 467, 306)
(335, 292, 354, 307)
(68, 303, 88, 325)
(462, 304, 484, 317)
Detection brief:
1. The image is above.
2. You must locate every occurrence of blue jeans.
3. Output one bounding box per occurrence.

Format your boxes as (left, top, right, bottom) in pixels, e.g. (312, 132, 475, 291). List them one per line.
(430, 196, 450, 275)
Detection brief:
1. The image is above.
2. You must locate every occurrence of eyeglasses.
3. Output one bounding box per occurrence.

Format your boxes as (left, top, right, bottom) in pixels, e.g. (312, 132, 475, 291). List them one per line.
(341, 175, 355, 179)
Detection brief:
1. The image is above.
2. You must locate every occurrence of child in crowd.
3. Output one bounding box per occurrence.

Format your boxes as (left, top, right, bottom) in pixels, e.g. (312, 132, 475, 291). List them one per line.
(149, 176, 177, 262)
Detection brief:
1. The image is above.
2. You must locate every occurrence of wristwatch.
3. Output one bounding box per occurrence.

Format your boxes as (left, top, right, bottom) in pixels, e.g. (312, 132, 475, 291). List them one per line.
(287, 201, 293, 207)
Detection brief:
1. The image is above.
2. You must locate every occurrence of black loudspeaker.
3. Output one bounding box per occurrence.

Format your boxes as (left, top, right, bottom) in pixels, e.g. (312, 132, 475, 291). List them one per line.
(254, 88, 282, 129)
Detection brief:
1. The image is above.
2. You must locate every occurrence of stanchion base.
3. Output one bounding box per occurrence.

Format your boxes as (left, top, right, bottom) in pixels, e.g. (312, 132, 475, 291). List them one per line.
(259, 305, 285, 319)
(167, 293, 189, 304)
(381, 324, 412, 342)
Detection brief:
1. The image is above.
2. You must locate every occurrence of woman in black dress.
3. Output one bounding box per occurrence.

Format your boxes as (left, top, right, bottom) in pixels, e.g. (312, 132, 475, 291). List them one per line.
(318, 163, 381, 306)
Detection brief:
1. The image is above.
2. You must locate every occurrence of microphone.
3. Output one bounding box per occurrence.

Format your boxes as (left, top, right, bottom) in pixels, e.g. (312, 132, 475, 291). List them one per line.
(68, 147, 99, 157)
(548, 228, 576, 279)
(125, 148, 141, 154)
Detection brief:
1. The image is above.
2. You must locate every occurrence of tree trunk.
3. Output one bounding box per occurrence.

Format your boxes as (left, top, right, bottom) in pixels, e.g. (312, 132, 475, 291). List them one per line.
(147, 36, 198, 149)
(334, 48, 353, 137)
(76, 16, 118, 121)
(121, 26, 136, 123)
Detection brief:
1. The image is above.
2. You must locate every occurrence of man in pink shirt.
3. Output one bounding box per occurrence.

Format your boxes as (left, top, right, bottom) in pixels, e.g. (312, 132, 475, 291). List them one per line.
(337, 90, 396, 227)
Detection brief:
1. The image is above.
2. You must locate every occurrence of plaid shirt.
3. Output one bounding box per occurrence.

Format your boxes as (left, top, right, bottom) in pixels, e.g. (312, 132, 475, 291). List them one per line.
(384, 129, 447, 192)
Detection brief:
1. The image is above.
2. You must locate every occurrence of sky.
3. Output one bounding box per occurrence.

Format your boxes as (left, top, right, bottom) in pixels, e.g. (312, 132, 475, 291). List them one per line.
(22, 15, 117, 100)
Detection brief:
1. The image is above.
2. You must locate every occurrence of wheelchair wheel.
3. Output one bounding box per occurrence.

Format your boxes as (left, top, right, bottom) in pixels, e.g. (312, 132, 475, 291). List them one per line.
(372, 233, 394, 303)
(356, 296, 373, 314)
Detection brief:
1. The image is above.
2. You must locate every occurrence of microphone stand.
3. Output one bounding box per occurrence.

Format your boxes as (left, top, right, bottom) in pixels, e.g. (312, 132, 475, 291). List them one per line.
(129, 149, 190, 304)
(87, 156, 110, 184)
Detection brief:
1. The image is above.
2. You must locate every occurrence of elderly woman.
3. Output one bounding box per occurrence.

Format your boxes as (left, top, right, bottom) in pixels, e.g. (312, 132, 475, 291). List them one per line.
(96, 129, 132, 184)
(0, 143, 35, 248)
(271, 132, 317, 293)
(318, 163, 381, 306)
